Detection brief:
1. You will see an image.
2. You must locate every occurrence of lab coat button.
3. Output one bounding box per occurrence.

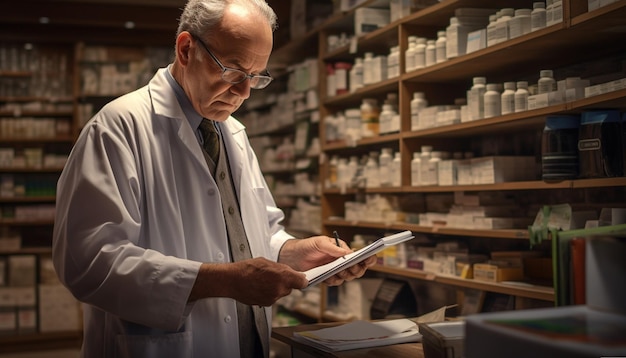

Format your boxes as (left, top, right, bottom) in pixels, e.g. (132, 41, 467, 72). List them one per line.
(228, 206, 235, 215)
(224, 315, 232, 323)
(217, 252, 224, 260)
(239, 244, 245, 252)
(207, 188, 216, 195)
(219, 171, 226, 180)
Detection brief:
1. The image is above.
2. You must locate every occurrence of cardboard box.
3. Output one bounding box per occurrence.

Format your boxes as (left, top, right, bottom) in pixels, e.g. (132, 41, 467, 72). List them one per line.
(473, 263, 524, 282)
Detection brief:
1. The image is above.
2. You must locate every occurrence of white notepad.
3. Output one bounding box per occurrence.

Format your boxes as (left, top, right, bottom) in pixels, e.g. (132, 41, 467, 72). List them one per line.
(293, 318, 421, 352)
(302, 230, 414, 287)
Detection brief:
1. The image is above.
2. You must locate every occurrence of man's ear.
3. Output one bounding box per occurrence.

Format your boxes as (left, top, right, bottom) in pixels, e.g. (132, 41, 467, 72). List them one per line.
(176, 31, 193, 67)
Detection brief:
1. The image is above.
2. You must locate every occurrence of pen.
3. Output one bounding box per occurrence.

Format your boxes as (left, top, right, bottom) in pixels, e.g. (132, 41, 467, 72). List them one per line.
(333, 230, 341, 248)
(333, 231, 346, 259)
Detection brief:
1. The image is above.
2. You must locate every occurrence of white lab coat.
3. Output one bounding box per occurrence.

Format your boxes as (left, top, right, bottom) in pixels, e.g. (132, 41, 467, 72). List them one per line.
(52, 68, 293, 358)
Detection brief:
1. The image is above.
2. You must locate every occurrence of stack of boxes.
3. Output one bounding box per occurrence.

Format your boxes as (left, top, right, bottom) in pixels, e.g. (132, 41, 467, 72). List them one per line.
(0, 254, 81, 335)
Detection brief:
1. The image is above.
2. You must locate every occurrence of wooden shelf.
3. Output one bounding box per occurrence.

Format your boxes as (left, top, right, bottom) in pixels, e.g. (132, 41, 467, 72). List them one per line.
(0, 196, 56, 203)
(0, 331, 82, 354)
(0, 110, 74, 117)
(0, 219, 55, 226)
(0, 96, 73, 103)
(323, 219, 529, 240)
(0, 247, 53, 255)
(370, 265, 554, 301)
(323, 177, 626, 194)
(0, 167, 64, 173)
(0, 136, 74, 144)
(0, 70, 33, 77)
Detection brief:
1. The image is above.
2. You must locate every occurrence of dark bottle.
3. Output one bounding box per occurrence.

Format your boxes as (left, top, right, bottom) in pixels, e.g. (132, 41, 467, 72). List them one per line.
(542, 115, 580, 181)
(578, 110, 623, 178)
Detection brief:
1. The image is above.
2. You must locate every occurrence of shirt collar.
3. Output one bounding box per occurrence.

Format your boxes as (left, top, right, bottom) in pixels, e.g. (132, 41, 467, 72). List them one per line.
(164, 64, 203, 131)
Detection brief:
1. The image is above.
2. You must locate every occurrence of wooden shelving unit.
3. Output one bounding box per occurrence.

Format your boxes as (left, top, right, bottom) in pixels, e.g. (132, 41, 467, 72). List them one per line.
(269, 0, 626, 321)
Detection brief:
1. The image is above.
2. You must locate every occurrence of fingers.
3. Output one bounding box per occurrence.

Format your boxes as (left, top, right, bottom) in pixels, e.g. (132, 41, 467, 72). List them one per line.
(323, 255, 377, 286)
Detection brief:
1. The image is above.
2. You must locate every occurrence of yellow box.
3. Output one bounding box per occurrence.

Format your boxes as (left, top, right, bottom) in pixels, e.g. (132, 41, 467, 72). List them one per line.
(473, 264, 524, 283)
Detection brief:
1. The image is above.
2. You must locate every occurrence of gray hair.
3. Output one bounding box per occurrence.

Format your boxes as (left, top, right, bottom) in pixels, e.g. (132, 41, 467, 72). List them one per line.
(176, 0, 278, 38)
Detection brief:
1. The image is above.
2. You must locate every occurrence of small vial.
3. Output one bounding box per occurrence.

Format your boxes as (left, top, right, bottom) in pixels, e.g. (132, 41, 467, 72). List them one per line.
(379, 103, 396, 135)
(486, 14, 498, 47)
(495, 8, 514, 44)
(326, 64, 336, 97)
(483, 83, 501, 118)
(337, 158, 349, 188)
(360, 98, 380, 138)
(334, 62, 351, 95)
(410, 152, 421, 186)
(514, 81, 530, 112)
(365, 152, 380, 188)
(469, 76, 487, 120)
(363, 52, 374, 85)
(349, 57, 364, 92)
(538, 69, 556, 94)
(435, 31, 447, 63)
(387, 46, 400, 78)
(328, 155, 338, 188)
(422, 151, 442, 186)
(405, 37, 417, 72)
(501, 81, 516, 115)
(391, 152, 401, 187)
(378, 148, 393, 187)
(414, 37, 427, 69)
(410, 92, 428, 130)
(419, 146, 433, 186)
(509, 9, 532, 39)
(347, 156, 359, 187)
(531, 2, 547, 32)
(425, 40, 436, 67)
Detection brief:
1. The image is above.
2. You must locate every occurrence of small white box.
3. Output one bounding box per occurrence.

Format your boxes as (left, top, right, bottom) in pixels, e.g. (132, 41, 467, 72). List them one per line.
(438, 160, 459, 186)
(38, 284, 82, 333)
(8, 255, 37, 287)
(466, 29, 486, 54)
(470, 156, 536, 184)
(0, 287, 17, 332)
(456, 159, 473, 185)
(354, 8, 390, 36)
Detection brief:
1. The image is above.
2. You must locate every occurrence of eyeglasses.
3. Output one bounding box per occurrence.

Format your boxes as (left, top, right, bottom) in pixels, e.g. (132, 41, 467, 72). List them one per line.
(191, 34, 273, 90)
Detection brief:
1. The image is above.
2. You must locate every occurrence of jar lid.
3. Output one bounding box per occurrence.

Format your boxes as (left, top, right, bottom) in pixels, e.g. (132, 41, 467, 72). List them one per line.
(580, 110, 621, 124)
(545, 115, 580, 129)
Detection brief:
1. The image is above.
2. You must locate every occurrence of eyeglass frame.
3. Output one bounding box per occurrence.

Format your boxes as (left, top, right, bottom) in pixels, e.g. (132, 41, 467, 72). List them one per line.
(190, 33, 273, 90)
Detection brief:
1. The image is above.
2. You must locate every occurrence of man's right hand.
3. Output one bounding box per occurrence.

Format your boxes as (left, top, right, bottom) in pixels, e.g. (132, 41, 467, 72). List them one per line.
(188, 258, 308, 306)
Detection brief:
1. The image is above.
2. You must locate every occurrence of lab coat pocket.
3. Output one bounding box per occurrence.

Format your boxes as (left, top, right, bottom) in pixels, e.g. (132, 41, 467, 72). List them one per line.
(115, 331, 193, 358)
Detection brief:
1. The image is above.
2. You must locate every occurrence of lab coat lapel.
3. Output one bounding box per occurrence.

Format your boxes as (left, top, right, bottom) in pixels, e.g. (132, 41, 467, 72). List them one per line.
(148, 68, 214, 181)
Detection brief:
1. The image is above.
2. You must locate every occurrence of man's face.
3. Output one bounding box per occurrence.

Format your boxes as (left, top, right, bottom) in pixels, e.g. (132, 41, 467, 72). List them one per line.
(184, 5, 273, 121)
